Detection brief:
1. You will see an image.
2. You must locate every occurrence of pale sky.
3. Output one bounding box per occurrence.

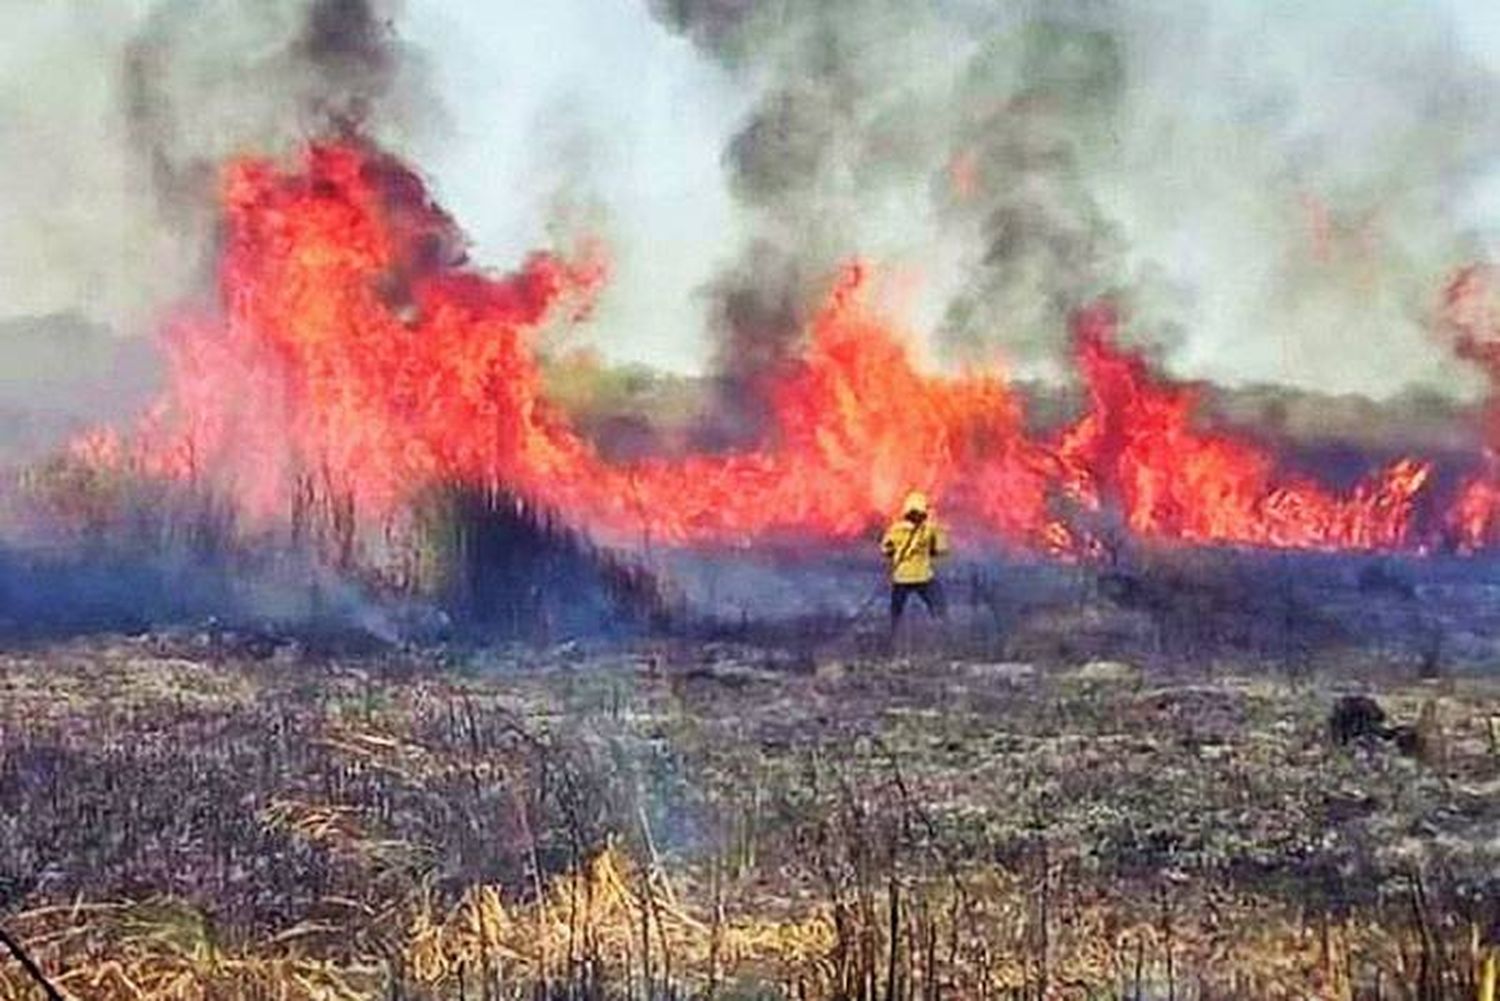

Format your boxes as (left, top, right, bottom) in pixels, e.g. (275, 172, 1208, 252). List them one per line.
(6, 0, 1500, 389)
(402, 0, 749, 372)
(400, 0, 1500, 382)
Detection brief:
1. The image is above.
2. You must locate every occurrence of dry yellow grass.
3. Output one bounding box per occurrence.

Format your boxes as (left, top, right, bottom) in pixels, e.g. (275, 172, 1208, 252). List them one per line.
(5, 647, 1500, 999)
(1, 846, 1467, 1001)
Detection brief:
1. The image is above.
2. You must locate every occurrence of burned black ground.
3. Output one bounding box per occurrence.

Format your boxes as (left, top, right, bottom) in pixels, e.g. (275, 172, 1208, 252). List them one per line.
(1, 626, 1499, 999)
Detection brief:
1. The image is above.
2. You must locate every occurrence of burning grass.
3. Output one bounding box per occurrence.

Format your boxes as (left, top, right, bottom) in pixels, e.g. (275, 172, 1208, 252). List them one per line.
(3, 639, 1500, 999)
(73, 136, 1500, 561)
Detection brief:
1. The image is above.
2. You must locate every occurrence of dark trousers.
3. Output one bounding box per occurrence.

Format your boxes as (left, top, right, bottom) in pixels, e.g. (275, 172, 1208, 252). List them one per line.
(890, 579, 946, 624)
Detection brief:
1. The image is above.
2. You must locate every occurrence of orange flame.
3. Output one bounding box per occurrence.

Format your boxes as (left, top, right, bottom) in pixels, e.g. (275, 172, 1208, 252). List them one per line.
(1438, 264, 1500, 551)
(1057, 303, 1430, 551)
(101, 139, 1459, 557)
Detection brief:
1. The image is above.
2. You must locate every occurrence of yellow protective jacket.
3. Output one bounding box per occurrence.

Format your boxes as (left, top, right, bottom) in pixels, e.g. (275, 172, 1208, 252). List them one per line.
(880, 517, 949, 584)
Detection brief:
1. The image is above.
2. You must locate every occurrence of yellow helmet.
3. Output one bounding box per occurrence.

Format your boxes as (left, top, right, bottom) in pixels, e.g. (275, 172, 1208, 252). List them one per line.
(901, 490, 929, 515)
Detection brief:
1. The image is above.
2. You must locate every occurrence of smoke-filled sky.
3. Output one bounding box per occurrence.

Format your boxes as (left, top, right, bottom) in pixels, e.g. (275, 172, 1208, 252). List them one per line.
(6, 0, 1500, 399)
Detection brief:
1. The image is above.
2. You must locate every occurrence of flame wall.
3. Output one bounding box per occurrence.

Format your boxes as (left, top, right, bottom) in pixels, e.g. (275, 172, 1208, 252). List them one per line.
(88, 139, 1500, 559)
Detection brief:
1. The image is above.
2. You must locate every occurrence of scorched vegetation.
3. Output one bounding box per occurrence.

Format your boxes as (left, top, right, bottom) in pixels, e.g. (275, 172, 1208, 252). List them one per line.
(2, 640, 1499, 1000)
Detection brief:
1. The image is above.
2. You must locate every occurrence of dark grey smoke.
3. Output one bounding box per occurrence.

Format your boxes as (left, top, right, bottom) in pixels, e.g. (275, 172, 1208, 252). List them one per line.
(650, 0, 1144, 399)
(300, 0, 398, 90)
(937, 16, 1137, 366)
(0, 0, 450, 642)
(122, 0, 436, 224)
(647, 0, 761, 62)
(2, 0, 437, 475)
(694, 241, 816, 445)
(656, 0, 968, 432)
(650, 0, 1500, 396)
(0, 0, 440, 506)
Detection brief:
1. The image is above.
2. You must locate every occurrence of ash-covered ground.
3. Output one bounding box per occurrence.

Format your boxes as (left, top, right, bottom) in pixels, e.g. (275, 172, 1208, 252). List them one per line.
(4, 499, 1500, 1001)
(667, 545, 1500, 676)
(2, 614, 1499, 999)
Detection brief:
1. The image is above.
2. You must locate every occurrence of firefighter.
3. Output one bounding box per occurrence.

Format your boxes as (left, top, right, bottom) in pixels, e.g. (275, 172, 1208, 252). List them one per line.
(880, 490, 949, 636)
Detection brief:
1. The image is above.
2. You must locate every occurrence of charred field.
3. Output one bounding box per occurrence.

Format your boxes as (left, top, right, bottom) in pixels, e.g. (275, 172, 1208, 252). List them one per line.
(8, 164, 1500, 996)
(9, 377, 1500, 1000)
(4, 564, 1500, 1001)
(11, 5, 1500, 996)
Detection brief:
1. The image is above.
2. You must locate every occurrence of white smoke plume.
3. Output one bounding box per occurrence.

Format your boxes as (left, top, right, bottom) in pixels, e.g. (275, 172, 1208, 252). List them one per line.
(4, 0, 1500, 430)
(647, 0, 1500, 398)
(0, 0, 437, 458)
